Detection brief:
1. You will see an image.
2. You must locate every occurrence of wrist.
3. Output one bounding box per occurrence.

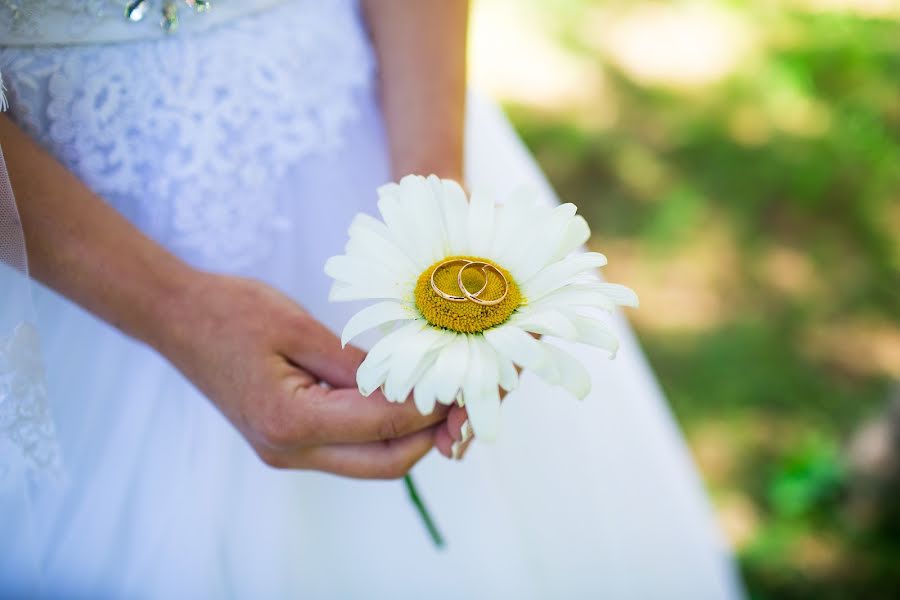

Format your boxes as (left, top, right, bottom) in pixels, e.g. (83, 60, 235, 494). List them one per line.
(132, 259, 206, 354)
(390, 141, 464, 183)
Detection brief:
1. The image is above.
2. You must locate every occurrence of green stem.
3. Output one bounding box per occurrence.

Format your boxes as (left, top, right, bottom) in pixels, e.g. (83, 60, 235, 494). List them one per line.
(403, 474, 446, 549)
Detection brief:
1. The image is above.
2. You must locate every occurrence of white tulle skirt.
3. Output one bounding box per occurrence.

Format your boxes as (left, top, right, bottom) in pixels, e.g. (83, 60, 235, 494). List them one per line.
(0, 4, 742, 598)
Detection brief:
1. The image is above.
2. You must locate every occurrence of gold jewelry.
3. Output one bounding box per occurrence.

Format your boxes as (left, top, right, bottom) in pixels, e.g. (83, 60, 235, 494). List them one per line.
(430, 259, 509, 306)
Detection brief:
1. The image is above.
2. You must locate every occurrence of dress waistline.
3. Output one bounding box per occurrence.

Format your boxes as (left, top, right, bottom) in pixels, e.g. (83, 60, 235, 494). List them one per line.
(1, 0, 290, 47)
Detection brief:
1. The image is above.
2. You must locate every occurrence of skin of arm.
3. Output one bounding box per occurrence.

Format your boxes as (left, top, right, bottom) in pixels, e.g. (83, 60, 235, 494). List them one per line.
(363, 0, 468, 183)
(362, 0, 475, 458)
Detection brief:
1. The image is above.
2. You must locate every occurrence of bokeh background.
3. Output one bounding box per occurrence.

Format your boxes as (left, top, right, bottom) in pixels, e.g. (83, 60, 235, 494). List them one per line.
(469, 1, 900, 598)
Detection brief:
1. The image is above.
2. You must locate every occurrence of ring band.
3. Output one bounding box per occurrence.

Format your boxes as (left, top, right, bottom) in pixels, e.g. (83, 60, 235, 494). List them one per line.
(430, 259, 509, 306)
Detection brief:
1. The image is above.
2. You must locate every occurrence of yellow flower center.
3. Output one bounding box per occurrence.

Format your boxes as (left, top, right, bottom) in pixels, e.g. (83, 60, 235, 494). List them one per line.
(414, 255, 522, 333)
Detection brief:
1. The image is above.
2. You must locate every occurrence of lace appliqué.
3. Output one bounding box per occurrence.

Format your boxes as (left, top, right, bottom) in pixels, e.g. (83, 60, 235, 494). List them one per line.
(0, 322, 62, 481)
(0, 0, 373, 269)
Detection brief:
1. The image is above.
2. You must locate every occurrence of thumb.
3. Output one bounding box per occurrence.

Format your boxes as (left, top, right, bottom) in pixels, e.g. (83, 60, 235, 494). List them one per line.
(284, 312, 366, 389)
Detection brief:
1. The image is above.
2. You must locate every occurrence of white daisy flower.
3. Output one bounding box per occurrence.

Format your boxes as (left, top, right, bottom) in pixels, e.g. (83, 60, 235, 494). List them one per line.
(325, 174, 638, 441)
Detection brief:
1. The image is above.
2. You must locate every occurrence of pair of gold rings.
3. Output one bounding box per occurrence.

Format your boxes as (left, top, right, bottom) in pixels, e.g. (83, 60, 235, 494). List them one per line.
(430, 259, 509, 306)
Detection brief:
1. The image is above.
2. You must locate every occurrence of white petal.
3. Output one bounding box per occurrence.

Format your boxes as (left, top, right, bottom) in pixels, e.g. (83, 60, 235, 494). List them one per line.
(356, 321, 423, 396)
(466, 190, 495, 257)
(401, 175, 445, 266)
(541, 343, 591, 400)
(432, 333, 470, 405)
(341, 301, 415, 347)
(384, 326, 452, 402)
(490, 196, 537, 268)
(440, 179, 470, 254)
(346, 214, 419, 279)
(551, 214, 591, 262)
(514, 203, 578, 282)
(593, 283, 639, 307)
(462, 336, 501, 441)
(413, 360, 442, 415)
(529, 343, 561, 384)
(521, 252, 608, 301)
(570, 314, 620, 356)
(511, 308, 578, 340)
(497, 355, 519, 392)
(482, 324, 545, 369)
(378, 180, 428, 269)
(385, 348, 440, 404)
(527, 283, 618, 313)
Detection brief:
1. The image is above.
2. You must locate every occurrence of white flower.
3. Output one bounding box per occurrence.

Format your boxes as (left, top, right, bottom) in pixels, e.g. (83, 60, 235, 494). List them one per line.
(325, 175, 638, 440)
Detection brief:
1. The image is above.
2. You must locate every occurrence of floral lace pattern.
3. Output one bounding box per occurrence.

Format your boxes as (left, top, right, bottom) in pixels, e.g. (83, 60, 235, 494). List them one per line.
(0, 321, 61, 481)
(0, 0, 373, 269)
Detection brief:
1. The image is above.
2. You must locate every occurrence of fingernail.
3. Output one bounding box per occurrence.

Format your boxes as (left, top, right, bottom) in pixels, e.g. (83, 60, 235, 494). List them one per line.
(451, 440, 462, 460)
(460, 419, 473, 443)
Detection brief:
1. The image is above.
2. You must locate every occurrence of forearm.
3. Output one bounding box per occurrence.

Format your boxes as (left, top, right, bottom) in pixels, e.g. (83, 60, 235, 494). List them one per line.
(362, 0, 468, 182)
(0, 114, 196, 349)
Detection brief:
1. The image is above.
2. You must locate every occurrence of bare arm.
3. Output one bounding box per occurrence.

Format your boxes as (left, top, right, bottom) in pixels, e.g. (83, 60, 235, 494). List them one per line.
(362, 0, 468, 182)
(0, 115, 448, 478)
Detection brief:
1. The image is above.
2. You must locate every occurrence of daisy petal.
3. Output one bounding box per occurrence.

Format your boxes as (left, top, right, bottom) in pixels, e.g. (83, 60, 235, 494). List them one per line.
(346, 214, 419, 279)
(570, 314, 620, 356)
(378, 182, 427, 269)
(542, 343, 591, 400)
(356, 321, 423, 396)
(511, 308, 578, 340)
(551, 214, 590, 262)
(400, 176, 444, 265)
(530, 343, 561, 384)
(521, 252, 608, 301)
(413, 361, 442, 415)
(497, 355, 519, 392)
(482, 324, 545, 369)
(491, 194, 538, 269)
(463, 336, 501, 441)
(433, 334, 470, 405)
(384, 327, 452, 402)
(340, 300, 414, 347)
(594, 283, 640, 307)
(515, 203, 578, 281)
(528, 283, 618, 313)
(440, 179, 470, 255)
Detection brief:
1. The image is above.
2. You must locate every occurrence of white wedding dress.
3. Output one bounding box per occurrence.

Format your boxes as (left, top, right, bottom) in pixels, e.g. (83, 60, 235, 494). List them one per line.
(0, 1, 743, 598)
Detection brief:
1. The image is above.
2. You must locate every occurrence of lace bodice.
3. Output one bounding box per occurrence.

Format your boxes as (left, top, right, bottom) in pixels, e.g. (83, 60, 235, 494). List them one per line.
(0, 0, 374, 270)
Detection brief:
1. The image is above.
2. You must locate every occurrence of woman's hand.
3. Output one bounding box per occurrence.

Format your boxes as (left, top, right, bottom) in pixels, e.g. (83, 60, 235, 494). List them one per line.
(155, 273, 449, 479)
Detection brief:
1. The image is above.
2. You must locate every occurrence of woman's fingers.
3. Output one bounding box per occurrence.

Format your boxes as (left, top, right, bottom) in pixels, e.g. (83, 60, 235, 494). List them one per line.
(434, 423, 456, 458)
(447, 404, 469, 442)
(262, 425, 439, 479)
(255, 382, 449, 449)
(281, 313, 367, 389)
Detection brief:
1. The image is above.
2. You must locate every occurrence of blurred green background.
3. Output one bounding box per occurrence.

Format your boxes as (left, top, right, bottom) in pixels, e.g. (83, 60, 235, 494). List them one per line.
(470, 0, 900, 598)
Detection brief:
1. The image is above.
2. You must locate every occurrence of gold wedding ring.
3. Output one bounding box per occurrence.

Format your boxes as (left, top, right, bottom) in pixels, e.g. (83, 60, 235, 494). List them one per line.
(430, 259, 509, 306)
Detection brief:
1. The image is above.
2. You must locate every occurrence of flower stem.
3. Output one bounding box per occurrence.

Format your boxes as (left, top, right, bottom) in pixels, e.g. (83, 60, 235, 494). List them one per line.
(403, 474, 445, 549)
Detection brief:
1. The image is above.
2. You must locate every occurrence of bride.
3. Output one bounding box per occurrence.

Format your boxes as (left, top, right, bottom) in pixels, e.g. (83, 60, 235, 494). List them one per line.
(0, 1, 743, 598)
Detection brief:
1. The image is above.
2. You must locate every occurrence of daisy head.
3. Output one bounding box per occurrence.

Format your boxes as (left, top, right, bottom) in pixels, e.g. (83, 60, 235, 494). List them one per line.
(325, 175, 638, 440)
